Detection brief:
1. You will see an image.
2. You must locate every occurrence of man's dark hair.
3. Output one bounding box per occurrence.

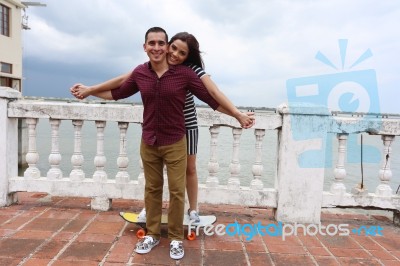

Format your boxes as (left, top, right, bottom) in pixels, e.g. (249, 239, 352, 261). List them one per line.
(145, 27, 168, 43)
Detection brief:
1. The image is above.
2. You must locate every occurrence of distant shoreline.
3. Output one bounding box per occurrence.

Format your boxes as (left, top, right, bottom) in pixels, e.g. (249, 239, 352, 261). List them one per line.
(20, 96, 277, 112)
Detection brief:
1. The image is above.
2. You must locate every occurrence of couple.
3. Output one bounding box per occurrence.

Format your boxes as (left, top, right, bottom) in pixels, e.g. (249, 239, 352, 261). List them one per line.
(70, 27, 254, 260)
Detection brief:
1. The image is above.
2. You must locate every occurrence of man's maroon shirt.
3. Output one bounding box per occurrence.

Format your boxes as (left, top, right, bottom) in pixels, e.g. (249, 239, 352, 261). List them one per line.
(111, 62, 219, 146)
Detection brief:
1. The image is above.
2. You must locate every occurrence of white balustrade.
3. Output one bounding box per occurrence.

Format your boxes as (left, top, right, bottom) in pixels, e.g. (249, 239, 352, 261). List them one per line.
(93, 121, 107, 182)
(376, 135, 395, 197)
(70, 120, 85, 181)
(47, 118, 62, 179)
(24, 118, 40, 178)
(115, 122, 130, 183)
(251, 129, 265, 190)
(330, 133, 348, 194)
(206, 125, 220, 187)
(228, 128, 242, 189)
(3, 93, 400, 222)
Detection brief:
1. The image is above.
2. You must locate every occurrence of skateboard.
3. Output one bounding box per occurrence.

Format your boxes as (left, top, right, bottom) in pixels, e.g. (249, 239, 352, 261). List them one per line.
(119, 211, 217, 240)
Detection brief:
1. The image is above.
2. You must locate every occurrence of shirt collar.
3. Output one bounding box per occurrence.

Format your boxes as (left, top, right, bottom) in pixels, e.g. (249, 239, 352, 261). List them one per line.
(146, 61, 178, 74)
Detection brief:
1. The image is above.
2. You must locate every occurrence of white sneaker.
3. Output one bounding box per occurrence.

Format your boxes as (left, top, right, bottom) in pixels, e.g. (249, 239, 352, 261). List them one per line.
(188, 209, 200, 223)
(135, 236, 160, 254)
(170, 240, 184, 259)
(137, 208, 146, 223)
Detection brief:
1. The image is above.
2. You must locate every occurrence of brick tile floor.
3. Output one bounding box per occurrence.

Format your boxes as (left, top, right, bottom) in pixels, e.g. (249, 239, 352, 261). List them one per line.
(0, 192, 399, 265)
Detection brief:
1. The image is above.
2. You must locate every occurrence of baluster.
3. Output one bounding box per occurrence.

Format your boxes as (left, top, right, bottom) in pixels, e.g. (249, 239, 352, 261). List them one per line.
(251, 129, 265, 190)
(115, 122, 130, 183)
(376, 135, 395, 197)
(137, 122, 145, 186)
(138, 158, 145, 186)
(70, 120, 85, 181)
(93, 121, 107, 182)
(330, 133, 348, 194)
(228, 128, 242, 189)
(206, 125, 220, 187)
(162, 163, 169, 200)
(47, 119, 62, 179)
(24, 118, 40, 178)
(163, 164, 168, 186)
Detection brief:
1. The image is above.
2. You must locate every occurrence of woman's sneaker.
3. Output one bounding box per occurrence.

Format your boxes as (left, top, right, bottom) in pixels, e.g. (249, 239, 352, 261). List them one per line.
(170, 240, 184, 259)
(135, 236, 160, 254)
(137, 208, 146, 223)
(188, 209, 200, 223)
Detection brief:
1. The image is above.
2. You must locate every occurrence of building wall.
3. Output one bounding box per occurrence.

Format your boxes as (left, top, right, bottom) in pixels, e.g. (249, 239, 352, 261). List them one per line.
(0, 0, 24, 91)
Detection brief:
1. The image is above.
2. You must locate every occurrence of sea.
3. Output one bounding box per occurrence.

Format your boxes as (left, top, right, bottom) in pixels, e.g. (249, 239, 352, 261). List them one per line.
(26, 116, 400, 194)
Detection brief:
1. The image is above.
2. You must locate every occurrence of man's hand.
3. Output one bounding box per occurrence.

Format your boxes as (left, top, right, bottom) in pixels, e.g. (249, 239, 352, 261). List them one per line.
(70, 84, 91, 100)
(237, 111, 255, 129)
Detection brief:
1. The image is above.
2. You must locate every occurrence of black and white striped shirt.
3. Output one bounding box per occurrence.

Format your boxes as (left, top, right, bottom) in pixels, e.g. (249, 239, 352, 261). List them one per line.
(184, 64, 206, 130)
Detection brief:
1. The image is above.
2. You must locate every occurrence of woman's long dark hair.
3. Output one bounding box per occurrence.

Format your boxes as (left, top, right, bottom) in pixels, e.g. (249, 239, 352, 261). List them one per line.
(169, 32, 204, 68)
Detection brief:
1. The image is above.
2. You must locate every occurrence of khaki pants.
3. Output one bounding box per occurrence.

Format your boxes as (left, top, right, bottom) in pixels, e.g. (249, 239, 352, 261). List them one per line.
(140, 137, 187, 241)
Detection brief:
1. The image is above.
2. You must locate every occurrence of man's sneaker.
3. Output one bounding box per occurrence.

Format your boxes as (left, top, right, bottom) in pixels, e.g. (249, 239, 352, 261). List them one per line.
(170, 240, 184, 259)
(188, 209, 200, 223)
(137, 208, 146, 223)
(134, 236, 160, 254)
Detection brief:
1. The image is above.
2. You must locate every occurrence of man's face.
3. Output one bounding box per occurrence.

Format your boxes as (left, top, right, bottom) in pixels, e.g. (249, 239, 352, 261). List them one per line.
(143, 32, 168, 64)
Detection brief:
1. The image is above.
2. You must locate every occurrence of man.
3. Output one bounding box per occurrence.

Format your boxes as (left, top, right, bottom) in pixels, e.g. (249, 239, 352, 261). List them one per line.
(74, 27, 224, 260)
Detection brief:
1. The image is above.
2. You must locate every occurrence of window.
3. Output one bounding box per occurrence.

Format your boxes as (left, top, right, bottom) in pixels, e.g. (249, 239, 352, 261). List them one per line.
(0, 62, 12, 73)
(0, 4, 10, 37)
(0, 77, 20, 91)
(1, 77, 12, 87)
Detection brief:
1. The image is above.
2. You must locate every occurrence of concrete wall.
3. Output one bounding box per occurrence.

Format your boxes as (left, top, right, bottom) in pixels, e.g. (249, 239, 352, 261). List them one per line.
(0, 0, 24, 91)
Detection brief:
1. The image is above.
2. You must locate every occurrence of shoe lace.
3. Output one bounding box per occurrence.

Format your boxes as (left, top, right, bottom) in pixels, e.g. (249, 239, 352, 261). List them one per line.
(136, 236, 155, 251)
(170, 240, 183, 254)
(142, 236, 154, 245)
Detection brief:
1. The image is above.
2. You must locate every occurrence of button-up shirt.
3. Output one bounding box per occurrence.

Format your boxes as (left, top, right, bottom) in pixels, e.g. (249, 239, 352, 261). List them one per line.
(111, 62, 220, 146)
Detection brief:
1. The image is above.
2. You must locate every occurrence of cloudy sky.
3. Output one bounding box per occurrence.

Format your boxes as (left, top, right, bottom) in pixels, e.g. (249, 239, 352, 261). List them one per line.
(21, 0, 399, 113)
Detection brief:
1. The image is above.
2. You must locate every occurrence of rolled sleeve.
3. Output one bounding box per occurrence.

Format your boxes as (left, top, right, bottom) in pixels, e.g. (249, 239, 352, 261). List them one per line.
(111, 72, 139, 100)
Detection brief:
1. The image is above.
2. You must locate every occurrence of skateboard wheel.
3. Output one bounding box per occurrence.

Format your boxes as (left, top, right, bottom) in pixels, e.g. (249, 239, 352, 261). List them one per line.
(187, 230, 196, 241)
(136, 228, 146, 239)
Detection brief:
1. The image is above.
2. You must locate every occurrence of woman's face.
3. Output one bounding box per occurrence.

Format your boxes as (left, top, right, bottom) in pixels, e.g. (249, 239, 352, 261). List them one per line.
(167, 39, 189, 65)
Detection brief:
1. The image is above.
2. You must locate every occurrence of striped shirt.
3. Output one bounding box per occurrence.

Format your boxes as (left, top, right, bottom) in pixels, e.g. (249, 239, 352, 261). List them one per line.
(184, 64, 206, 130)
(111, 62, 219, 146)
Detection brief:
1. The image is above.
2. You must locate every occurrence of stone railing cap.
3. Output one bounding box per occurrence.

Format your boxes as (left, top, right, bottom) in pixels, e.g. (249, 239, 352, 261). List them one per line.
(0, 87, 22, 99)
(277, 102, 330, 116)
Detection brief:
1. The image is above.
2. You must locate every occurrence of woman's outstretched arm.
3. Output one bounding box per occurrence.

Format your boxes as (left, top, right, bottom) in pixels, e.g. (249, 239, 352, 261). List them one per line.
(70, 72, 130, 100)
(201, 75, 255, 128)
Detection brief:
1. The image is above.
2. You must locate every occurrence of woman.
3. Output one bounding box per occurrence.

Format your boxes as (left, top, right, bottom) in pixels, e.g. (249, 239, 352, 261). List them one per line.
(70, 32, 254, 222)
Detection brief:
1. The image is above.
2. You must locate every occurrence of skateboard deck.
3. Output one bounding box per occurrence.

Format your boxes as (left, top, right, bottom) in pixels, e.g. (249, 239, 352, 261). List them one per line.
(183, 214, 217, 227)
(119, 211, 216, 240)
(119, 212, 168, 225)
(119, 211, 216, 227)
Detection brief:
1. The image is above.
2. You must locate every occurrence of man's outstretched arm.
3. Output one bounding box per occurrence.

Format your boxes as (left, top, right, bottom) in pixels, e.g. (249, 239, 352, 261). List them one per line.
(70, 72, 130, 100)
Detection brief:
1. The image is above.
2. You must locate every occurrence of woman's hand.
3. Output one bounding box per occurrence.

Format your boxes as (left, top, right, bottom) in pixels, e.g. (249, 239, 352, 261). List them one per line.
(237, 111, 255, 129)
(70, 84, 91, 99)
